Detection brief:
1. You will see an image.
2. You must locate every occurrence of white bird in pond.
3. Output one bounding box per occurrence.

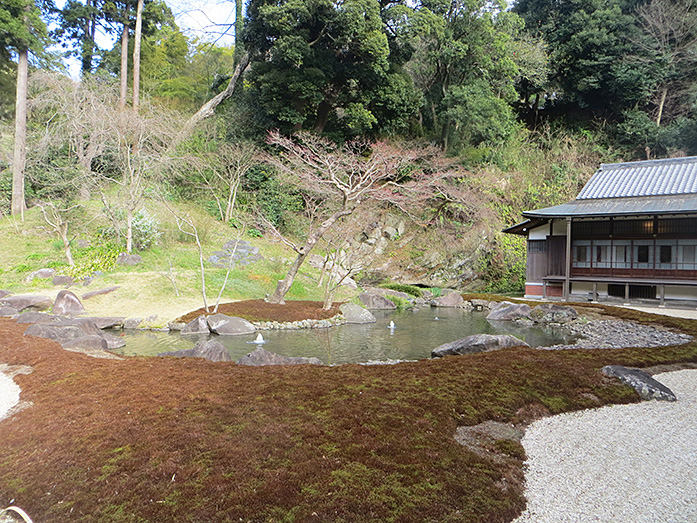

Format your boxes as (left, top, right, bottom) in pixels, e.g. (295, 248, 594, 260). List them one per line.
(434, 316, 439, 321)
(389, 321, 396, 329)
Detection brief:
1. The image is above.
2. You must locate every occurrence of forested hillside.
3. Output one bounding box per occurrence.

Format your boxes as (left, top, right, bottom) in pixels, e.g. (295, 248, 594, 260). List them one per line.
(1, 0, 697, 293)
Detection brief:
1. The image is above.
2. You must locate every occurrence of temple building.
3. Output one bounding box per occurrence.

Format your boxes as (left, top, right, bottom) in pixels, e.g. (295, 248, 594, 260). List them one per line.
(504, 156, 697, 304)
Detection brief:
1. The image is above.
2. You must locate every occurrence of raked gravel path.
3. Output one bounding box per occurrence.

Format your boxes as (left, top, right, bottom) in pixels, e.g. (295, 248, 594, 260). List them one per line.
(514, 369, 697, 523)
(0, 371, 20, 421)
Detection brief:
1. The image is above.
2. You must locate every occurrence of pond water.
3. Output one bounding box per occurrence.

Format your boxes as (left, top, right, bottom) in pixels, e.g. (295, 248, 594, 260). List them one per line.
(114, 307, 576, 365)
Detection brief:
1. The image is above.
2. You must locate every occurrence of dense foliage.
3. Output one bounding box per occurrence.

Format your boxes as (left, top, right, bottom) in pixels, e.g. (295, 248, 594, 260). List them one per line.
(2, 0, 697, 290)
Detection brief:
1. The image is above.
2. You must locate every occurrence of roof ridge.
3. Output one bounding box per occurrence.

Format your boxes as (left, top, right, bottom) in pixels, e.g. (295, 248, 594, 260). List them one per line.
(600, 156, 697, 170)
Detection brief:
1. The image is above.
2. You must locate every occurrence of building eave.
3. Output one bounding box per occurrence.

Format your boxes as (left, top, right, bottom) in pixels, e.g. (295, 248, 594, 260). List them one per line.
(521, 194, 697, 220)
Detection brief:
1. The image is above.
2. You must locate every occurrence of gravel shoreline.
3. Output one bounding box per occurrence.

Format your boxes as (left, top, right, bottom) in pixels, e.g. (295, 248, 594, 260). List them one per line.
(514, 369, 697, 523)
(539, 319, 692, 350)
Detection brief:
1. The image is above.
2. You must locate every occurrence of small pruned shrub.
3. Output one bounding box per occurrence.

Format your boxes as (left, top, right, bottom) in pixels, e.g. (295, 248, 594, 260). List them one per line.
(379, 282, 423, 298)
(247, 228, 263, 238)
(131, 209, 162, 251)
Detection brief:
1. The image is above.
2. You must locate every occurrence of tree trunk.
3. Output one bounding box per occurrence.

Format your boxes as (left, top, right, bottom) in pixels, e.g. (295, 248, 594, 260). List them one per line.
(132, 0, 144, 115)
(268, 207, 353, 304)
(224, 179, 239, 223)
(126, 206, 133, 253)
(60, 223, 74, 266)
(119, 24, 129, 111)
(656, 86, 668, 127)
(11, 48, 28, 218)
(172, 53, 250, 150)
(233, 0, 244, 67)
(81, 0, 96, 75)
(313, 100, 332, 133)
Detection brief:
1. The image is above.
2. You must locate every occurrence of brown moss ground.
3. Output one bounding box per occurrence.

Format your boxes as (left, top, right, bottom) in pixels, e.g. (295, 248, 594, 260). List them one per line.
(0, 305, 696, 522)
(177, 300, 343, 323)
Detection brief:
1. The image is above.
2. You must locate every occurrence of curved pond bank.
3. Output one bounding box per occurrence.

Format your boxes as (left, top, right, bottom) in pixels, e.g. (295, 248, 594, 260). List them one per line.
(117, 307, 577, 364)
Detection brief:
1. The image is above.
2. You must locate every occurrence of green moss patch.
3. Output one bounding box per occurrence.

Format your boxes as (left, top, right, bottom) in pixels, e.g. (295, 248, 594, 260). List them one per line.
(1, 304, 696, 522)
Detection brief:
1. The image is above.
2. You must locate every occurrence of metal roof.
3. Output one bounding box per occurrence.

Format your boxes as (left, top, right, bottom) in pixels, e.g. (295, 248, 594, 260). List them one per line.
(577, 156, 697, 199)
(522, 193, 697, 219)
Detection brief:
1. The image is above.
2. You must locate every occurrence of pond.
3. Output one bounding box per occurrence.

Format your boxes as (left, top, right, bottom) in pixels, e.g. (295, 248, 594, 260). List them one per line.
(114, 306, 576, 365)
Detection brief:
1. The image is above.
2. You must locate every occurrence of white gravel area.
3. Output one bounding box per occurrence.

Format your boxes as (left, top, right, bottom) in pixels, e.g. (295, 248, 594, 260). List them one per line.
(514, 369, 697, 522)
(0, 371, 20, 421)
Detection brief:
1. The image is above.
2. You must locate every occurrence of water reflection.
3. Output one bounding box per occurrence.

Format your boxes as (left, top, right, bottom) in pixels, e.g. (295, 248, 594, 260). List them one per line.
(116, 307, 576, 364)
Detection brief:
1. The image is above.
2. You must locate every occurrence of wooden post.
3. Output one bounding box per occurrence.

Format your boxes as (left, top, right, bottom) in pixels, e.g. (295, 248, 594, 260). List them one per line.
(564, 217, 572, 301)
(659, 284, 665, 308)
(592, 282, 598, 303)
(624, 282, 630, 304)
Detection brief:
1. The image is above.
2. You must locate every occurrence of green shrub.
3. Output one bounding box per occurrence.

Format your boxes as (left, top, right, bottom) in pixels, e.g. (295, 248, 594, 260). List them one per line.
(26, 253, 47, 261)
(46, 260, 68, 269)
(385, 295, 410, 310)
(131, 209, 162, 251)
(478, 233, 526, 294)
(12, 263, 32, 273)
(68, 242, 121, 279)
(379, 282, 423, 298)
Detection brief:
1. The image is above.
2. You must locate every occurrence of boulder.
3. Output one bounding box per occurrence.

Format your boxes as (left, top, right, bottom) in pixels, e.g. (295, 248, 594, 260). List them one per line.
(470, 299, 491, 311)
(0, 290, 11, 299)
(602, 365, 677, 401)
(383, 226, 399, 240)
(431, 292, 465, 308)
(158, 340, 232, 362)
(0, 294, 52, 312)
(53, 290, 86, 316)
(358, 293, 396, 310)
(52, 275, 74, 286)
(25, 268, 55, 282)
(486, 301, 531, 321)
(181, 315, 210, 335)
(0, 307, 18, 318)
(103, 332, 126, 349)
(61, 335, 109, 351)
(206, 314, 256, 336)
(123, 318, 143, 329)
(236, 347, 323, 366)
(339, 303, 376, 324)
(82, 286, 120, 300)
(82, 317, 125, 329)
(432, 334, 529, 358)
(16, 312, 60, 324)
(116, 252, 142, 266)
(363, 286, 412, 301)
(168, 322, 186, 331)
(24, 317, 99, 338)
(529, 303, 578, 324)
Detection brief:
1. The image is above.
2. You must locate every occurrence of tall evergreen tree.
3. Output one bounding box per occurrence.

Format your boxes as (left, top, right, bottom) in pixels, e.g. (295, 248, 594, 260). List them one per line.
(514, 0, 650, 115)
(0, 0, 50, 217)
(243, 0, 420, 137)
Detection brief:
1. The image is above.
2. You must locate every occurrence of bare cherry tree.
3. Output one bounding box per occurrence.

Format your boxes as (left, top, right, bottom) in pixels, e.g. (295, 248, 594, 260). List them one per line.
(36, 201, 82, 266)
(264, 131, 453, 304)
(177, 139, 258, 223)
